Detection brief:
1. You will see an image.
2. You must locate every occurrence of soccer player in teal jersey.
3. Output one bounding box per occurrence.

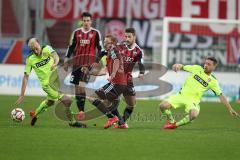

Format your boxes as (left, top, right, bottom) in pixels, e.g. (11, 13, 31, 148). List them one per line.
(15, 38, 86, 128)
(160, 57, 239, 129)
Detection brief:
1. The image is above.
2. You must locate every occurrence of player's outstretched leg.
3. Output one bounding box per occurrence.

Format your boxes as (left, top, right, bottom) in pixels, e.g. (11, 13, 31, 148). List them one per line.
(176, 109, 199, 128)
(159, 101, 176, 129)
(75, 83, 86, 121)
(60, 95, 87, 128)
(87, 94, 119, 129)
(30, 100, 54, 126)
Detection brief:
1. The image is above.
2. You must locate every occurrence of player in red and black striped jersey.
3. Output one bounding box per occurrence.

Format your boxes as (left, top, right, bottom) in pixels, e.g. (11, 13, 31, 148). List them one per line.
(63, 12, 104, 121)
(114, 28, 145, 129)
(86, 34, 127, 129)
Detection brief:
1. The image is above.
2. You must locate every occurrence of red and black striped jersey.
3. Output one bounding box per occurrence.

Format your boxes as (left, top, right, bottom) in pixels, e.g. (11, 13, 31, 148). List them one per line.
(66, 27, 103, 66)
(106, 47, 127, 85)
(118, 43, 145, 82)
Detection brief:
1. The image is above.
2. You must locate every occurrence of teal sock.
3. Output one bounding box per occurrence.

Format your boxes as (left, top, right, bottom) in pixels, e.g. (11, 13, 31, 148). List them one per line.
(176, 115, 191, 127)
(162, 109, 175, 123)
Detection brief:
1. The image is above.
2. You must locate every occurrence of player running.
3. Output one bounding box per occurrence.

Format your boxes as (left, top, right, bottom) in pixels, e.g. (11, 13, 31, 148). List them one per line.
(15, 38, 86, 128)
(160, 57, 239, 129)
(63, 12, 104, 121)
(114, 28, 145, 129)
(86, 34, 127, 129)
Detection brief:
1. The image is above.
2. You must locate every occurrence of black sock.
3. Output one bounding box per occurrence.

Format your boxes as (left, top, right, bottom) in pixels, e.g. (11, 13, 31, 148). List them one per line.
(76, 93, 86, 112)
(112, 109, 125, 125)
(92, 99, 114, 118)
(123, 107, 134, 122)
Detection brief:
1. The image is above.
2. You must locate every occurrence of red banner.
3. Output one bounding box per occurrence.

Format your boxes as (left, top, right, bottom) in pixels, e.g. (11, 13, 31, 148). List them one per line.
(43, 0, 165, 20)
(43, 0, 239, 20)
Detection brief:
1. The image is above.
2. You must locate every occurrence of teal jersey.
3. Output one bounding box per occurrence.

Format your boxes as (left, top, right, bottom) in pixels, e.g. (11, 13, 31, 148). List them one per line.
(24, 45, 55, 86)
(180, 65, 222, 104)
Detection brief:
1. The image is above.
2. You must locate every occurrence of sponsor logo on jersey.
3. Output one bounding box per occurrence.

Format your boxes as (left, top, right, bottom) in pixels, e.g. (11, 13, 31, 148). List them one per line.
(80, 39, 90, 45)
(194, 74, 208, 87)
(35, 57, 50, 68)
(124, 56, 134, 62)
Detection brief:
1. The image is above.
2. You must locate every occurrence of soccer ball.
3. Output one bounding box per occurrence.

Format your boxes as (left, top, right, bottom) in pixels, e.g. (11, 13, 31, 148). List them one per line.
(11, 108, 25, 122)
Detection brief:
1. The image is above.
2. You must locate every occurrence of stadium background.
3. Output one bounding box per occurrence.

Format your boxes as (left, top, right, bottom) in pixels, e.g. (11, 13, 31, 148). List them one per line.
(0, 1, 240, 160)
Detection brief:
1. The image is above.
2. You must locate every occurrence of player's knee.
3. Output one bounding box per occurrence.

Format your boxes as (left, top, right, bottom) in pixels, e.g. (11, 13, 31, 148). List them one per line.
(159, 101, 169, 110)
(189, 110, 199, 120)
(61, 96, 72, 107)
(127, 100, 136, 107)
(64, 99, 72, 107)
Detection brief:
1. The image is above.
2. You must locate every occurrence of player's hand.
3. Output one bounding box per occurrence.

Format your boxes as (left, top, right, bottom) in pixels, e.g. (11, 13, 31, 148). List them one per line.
(138, 73, 144, 81)
(15, 95, 24, 106)
(63, 62, 68, 72)
(172, 64, 183, 72)
(228, 108, 239, 117)
(81, 67, 89, 74)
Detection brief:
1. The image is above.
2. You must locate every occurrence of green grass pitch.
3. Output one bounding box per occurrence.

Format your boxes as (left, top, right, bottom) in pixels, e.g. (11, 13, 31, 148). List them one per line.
(0, 95, 240, 160)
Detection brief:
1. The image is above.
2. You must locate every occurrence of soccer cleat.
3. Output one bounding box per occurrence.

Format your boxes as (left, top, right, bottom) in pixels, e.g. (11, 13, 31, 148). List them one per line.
(114, 123, 129, 129)
(31, 117, 38, 126)
(69, 121, 87, 128)
(77, 111, 85, 121)
(163, 121, 177, 129)
(30, 111, 37, 126)
(30, 111, 35, 119)
(103, 116, 119, 129)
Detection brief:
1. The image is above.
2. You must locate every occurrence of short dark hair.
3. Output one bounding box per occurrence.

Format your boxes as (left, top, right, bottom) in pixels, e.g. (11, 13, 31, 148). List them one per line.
(125, 28, 136, 36)
(206, 57, 218, 65)
(81, 12, 92, 18)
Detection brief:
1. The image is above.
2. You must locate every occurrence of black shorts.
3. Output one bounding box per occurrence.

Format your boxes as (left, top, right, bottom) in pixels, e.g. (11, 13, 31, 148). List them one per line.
(70, 67, 90, 85)
(95, 83, 126, 102)
(123, 81, 136, 96)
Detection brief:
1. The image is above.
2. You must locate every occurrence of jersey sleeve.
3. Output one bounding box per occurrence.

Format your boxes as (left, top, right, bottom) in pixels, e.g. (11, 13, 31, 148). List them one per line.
(24, 57, 32, 75)
(65, 31, 76, 58)
(210, 80, 222, 96)
(183, 65, 202, 73)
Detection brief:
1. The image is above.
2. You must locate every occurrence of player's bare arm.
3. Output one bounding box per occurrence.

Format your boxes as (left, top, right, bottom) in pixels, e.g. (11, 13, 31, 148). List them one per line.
(15, 73, 29, 105)
(172, 64, 184, 72)
(51, 51, 59, 70)
(138, 61, 145, 80)
(219, 94, 239, 117)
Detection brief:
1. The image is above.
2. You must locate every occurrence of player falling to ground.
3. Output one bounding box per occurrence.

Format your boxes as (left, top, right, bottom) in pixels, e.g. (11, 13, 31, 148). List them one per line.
(63, 12, 104, 121)
(111, 28, 145, 129)
(85, 34, 127, 129)
(15, 38, 86, 128)
(160, 57, 239, 129)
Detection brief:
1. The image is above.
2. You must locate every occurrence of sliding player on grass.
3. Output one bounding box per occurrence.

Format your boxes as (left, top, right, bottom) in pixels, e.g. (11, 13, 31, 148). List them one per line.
(160, 57, 239, 129)
(15, 38, 85, 128)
